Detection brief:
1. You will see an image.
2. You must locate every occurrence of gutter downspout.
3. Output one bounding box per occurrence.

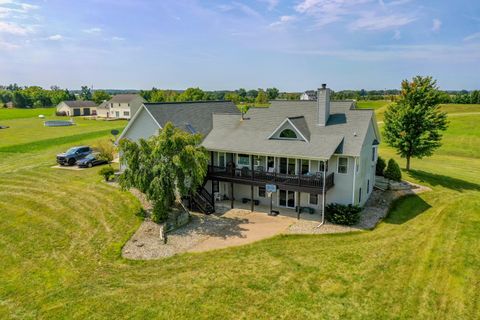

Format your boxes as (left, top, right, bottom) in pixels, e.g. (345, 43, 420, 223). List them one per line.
(352, 157, 357, 205)
(317, 160, 327, 228)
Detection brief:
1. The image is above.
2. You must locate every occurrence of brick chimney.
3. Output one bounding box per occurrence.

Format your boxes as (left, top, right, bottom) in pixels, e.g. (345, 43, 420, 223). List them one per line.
(317, 83, 330, 126)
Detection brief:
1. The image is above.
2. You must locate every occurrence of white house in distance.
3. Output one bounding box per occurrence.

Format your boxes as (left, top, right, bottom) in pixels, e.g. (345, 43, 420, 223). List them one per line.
(96, 94, 146, 119)
(300, 90, 317, 100)
(56, 100, 97, 116)
(118, 84, 380, 219)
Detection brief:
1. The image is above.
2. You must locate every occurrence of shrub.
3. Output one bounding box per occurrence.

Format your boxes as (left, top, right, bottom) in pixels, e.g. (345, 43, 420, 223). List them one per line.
(94, 139, 115, 162)
(99, 166, 115, 182)
(376, 156, 386, 176)
(384, 158, 402, 182)
(56, 111, 67, 116)
(325, 203, 362, 226)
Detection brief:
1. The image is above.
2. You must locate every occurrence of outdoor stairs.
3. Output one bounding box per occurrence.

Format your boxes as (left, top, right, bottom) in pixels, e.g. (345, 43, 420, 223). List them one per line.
(191, 186, 215, 215)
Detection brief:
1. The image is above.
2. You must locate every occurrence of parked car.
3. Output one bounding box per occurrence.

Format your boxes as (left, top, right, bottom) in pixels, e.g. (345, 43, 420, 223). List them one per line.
(77, 153, 108, 168)
(56, 146, 92, 166)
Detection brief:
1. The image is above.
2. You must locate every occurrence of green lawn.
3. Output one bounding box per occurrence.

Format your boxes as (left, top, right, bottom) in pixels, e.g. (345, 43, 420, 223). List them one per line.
(0, 106, 479, 319)
(0, 107, 56, 120)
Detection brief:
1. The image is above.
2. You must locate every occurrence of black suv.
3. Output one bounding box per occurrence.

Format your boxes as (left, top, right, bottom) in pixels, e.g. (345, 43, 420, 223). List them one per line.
(56, 146, 92, 166)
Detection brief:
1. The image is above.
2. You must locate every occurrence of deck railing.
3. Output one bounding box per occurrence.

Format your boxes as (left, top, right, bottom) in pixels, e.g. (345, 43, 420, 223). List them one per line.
(207, 165, 334, 190)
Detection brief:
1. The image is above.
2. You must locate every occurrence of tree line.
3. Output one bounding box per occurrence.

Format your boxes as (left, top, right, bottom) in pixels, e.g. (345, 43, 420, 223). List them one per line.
(2, 83, 479, 109)
(0, 84, 113, 108)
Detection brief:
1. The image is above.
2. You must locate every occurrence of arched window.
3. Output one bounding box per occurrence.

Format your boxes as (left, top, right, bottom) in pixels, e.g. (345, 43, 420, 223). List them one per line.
(279, 129, 297, 139)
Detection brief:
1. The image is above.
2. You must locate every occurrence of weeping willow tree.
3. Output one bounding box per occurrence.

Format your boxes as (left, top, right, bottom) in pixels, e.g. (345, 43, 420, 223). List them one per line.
(119, 122, 209, 222)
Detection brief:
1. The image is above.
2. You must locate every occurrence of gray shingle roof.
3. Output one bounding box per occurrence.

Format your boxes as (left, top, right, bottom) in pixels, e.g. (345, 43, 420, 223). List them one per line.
(109, 94, 142, 103)
(144, 101, 241, 137)
(202, 100, 375, 159)
(62, 100, 97, 108)
(289, 116, 310, 141)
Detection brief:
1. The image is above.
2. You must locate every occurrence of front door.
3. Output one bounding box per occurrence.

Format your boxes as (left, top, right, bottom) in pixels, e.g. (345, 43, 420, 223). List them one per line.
(279, 189, 295, 208)
(115, 111, 120, 118)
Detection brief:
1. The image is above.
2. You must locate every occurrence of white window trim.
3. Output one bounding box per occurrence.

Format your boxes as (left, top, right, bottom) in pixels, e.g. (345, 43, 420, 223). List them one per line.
(236, 153, 251, 167)
(217, 152, 226, 167)
(267, 118, 309, 142)
(277, 189, 296, 209)
(337, 156, 349, 175)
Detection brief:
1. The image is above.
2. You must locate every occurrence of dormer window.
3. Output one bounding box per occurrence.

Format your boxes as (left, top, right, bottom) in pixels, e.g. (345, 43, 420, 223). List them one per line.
(279, 129, 297, 139)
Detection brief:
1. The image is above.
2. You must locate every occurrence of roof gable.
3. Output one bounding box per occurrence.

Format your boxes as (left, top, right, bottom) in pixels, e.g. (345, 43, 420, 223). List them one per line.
(268, 117, 310, 142)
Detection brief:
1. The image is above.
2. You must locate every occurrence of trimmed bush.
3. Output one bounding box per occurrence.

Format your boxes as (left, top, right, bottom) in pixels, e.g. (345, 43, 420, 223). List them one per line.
(99, 166, 115, 182)
(376, 156, 386, 176)
(94, 139, 115, 162)
(325, 203, 362, 226)
(384, 158, 402, 182)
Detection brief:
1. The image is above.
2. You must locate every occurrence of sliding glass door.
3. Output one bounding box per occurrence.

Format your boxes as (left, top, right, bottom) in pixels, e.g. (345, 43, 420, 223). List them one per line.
(279, 189, 295, 208)
(279, 157, 296, 175)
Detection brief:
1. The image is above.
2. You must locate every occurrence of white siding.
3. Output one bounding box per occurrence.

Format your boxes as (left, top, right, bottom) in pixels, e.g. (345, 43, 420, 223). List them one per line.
(122, 108, 160, 142)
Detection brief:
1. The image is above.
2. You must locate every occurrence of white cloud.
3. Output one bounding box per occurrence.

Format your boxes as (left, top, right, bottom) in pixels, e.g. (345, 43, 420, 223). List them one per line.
(0, 21, 32, 35)
(349, 13, 416, 31)
(83, 27, 102, 34)
(0, 39, 20, 50)
(269, 15, 296, 28)
(48, 34, 63, 41)
(432, 19, 441, 32)
(112, 36, 125, 41)
(464, 32, 480, 42)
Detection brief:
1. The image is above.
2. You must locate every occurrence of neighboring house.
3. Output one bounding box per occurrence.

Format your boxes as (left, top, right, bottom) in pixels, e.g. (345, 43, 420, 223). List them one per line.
(300, 90, 317, 100)
(56, 100, 97, 116)
(96, 94, 145, 119)
(119, 85, 380, 216)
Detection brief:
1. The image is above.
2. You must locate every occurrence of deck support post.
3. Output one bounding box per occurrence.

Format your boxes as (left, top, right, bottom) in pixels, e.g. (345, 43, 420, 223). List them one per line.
(230, 182, 234, 209)
(250, 185, 254, 212)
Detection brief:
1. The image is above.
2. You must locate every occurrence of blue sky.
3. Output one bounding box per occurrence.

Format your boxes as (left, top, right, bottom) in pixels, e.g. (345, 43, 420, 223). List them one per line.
(0, 0, 479, 91)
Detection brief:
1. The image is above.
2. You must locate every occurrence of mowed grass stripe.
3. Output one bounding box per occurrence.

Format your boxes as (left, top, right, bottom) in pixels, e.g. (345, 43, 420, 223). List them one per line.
(0, 129, 121, 153)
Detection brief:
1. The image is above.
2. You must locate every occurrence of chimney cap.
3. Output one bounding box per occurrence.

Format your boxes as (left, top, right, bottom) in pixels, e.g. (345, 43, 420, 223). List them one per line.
(321, 83, 327, 89)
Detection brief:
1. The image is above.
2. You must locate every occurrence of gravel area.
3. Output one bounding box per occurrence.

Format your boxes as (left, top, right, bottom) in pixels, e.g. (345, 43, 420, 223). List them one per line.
(122, 212, 252, 259)
(287, 180, 431, 234)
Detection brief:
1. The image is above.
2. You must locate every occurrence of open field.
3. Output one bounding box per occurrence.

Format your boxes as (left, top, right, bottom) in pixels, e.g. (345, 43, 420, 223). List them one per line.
(0, 106, 479, 319)
(0, 107, 56, 120)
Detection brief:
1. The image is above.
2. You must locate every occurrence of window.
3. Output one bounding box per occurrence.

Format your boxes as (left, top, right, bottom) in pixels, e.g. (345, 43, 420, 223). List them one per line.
(237, 154, 250, 166)
(279, 129, 297, 139)
(319, 160, 328, 172)
(258, 186, 266, 198)
(118, 103, 121, 107)
(123, 111, 130, 116)
(309, 193, 318, 205)
(356, 158, 360, 173)
(359, 188, 362, 203)
(300, 159, 309, 174)
(367, 179, 370, 193)
(218, 152, 226, 167)
(372, 147, 376, 162)
(253, 155, 266, 169)
(267, 156, 275, 172)
(288, 158, 296, 175)
(338, 157, 348, 174)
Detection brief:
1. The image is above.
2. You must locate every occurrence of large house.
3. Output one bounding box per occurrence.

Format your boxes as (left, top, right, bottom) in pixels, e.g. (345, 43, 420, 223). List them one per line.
(56, 100, 97, 116)
(96, 94, 146, 119)
(300, 90, 317, 100)
(118, 85, 380, 217)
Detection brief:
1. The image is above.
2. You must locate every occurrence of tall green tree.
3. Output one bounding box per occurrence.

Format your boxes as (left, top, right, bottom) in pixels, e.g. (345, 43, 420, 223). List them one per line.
(92, 90, 112, 104)
(255, 89, 268, 104)
(119, 122, 209, 222)
(266, 87, 279, 100)
(383, 76, 448, 170)
(80, 86, 92, 101)
(178, 87, 206, 101)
